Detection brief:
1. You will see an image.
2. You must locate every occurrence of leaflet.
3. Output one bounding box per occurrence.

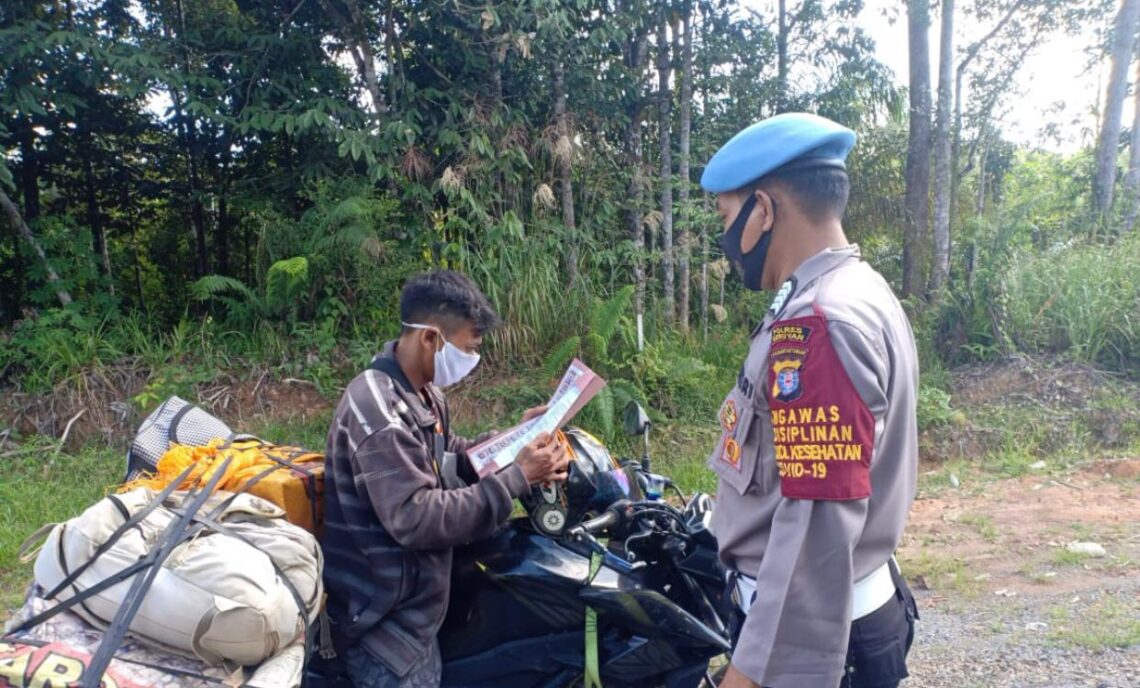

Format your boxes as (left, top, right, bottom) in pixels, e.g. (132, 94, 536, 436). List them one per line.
(467, 359, 606, 477)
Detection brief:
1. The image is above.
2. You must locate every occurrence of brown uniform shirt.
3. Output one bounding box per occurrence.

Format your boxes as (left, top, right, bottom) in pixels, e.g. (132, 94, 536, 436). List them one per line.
(710, 246, 919, 687)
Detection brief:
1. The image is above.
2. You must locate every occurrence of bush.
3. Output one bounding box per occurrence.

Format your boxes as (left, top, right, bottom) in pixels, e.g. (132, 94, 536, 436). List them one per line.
(0, 309, 113, 390)
(916, 385, 963, 430)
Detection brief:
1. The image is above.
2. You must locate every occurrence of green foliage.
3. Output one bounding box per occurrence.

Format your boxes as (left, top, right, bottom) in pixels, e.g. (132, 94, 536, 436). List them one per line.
(0, 309, 113, 390)
(191, 255, 311, 325)
(917, 385, 961, 430)
(2, 0, 1139, 473)
(628, 340, 721, 422)
(132, 364, 214, 410)
(265, 257, 310, 312)
(1003, 234, 1140, 369)
(588, 285, 636, 360)
(542, 336, 581, 379)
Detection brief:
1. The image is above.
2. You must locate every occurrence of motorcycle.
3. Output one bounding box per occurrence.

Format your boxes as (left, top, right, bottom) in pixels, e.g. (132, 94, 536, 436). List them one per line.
(309, 402, 732, 687)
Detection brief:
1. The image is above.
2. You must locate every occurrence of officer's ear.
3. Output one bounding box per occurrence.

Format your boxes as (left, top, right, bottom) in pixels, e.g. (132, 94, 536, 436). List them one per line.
(752, 188, 777, 234)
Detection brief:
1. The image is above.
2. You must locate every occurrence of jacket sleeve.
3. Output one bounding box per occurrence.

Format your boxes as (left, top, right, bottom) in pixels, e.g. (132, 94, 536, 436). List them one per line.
(352, 424, 530, 551)
(446, 416, 498, 485)
(733, 321, 889, 687)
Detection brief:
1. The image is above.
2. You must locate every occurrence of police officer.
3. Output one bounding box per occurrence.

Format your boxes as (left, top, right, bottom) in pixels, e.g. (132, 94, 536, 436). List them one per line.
(702, 113, 920, 688)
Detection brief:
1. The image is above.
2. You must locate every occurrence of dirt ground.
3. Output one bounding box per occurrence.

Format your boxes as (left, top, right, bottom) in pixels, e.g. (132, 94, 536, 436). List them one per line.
(900, 459, 1140, 687)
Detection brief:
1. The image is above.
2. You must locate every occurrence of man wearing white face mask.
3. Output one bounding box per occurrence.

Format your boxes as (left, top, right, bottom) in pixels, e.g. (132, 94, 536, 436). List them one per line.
(322, 270, 570, 688)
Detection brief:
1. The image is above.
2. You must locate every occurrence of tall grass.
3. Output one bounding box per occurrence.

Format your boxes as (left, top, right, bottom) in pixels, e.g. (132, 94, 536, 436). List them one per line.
(464, 227, 593, 366)
(1003, 235, 1140, 369)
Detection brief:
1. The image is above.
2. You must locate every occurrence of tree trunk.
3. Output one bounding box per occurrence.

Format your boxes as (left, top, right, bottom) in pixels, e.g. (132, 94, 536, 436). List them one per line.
(699, 2, 710, 338)
(657, 8, 674, 324)
(385, 0, 402, 107)
(950, 0, 1023, 232)
(83, 139, 114, 296)
(171, 88, 209, 280)
(121, 185, 145, 311)
(8, 118, 38, 318)
(1093, 0, 1140, 221)
(18, 121, 40, 223)
(777, 0, 788, 111)
(929, 0, 954, 296)
(903, 0, 932, 299)
(0, 215, 20, 322)
(553, 55, 578, 287)
(975, 140, 988, 217)
(625, 25, 650, 317)
(677, 3, 693, 333)
(318, 0, 387, 118)
(216, 109, 239, 276)
(1123, 46, 1140, 232)
(0, 186, 72, 307)
(170, 1, 208, 279)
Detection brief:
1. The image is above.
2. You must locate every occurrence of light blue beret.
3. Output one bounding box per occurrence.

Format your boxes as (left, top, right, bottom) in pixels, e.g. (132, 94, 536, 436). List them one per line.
(699, 113, 857, 193)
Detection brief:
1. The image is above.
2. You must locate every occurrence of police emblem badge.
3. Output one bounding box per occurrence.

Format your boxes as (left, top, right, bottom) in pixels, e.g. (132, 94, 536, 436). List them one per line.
(771, 352, 805, 402)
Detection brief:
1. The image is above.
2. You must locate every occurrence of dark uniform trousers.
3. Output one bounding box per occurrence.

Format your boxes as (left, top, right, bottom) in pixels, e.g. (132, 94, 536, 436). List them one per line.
(731, 564, 919, 688)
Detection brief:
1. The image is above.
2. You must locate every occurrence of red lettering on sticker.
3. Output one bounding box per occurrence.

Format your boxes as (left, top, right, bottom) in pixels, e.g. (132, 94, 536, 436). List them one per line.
(0, 642, 136, 688)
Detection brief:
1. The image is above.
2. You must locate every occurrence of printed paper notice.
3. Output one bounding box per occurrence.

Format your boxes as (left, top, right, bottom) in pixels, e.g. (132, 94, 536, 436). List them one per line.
(466, 359, 606, 477)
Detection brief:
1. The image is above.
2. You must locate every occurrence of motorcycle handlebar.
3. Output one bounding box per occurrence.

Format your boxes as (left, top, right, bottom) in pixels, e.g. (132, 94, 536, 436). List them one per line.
(569, 500, 632, 538)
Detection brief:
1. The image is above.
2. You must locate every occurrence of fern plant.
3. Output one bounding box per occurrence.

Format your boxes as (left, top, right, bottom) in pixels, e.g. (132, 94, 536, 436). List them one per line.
(191, 256, 311, 326)
(542, 285, 640, 442)
(543, 285, 635, 375)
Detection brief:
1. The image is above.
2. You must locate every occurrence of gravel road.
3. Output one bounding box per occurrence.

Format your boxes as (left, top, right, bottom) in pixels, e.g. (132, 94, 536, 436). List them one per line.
(906, 586, 1140, 688)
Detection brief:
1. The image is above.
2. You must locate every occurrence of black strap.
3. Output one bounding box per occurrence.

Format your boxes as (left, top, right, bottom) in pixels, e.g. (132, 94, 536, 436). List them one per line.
(255, 444, 322, 531)
(8, 559, 154, 635)
(9, 448, 320, 683)
(166, 402, 196, 445)
(79, 457, 233, 688)
(888, 558, 919, 621)
(187, 511, 315, 681)
(109, 658, 228, 685)
(41, 462, 199, 601)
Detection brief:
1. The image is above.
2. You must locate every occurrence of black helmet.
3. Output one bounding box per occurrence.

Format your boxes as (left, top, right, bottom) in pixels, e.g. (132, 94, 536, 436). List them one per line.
(522, 428, 640, 536)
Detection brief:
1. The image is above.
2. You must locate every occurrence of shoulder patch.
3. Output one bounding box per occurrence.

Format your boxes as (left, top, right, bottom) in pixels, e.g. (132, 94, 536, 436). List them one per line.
(767, 313, 874, 501)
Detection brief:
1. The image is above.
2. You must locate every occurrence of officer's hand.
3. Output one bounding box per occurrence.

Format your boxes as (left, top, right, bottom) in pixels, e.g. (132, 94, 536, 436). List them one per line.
(719, 664, 759, 688)
(516, 432, 570, 485)
(520, 404, 548, 423)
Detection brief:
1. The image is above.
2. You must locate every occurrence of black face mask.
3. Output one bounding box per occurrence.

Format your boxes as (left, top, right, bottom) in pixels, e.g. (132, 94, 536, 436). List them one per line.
(719, 194, 775, 291)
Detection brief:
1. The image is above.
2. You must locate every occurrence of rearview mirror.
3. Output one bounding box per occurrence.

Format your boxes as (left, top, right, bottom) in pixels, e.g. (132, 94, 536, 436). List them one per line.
(622, 401, 651, 437)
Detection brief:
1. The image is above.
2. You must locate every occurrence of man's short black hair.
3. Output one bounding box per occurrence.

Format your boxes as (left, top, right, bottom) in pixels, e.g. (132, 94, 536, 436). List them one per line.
(758, 167, 850, 222)
(400, 270, 502, 335)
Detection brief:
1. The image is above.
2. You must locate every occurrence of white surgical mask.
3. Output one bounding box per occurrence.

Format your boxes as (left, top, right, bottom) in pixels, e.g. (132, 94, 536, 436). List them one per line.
(402, 322, 481, 388)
